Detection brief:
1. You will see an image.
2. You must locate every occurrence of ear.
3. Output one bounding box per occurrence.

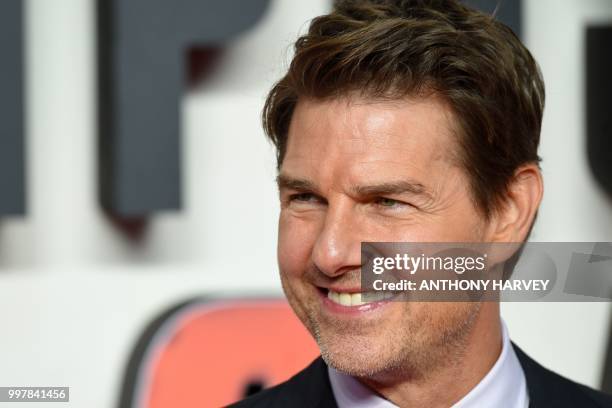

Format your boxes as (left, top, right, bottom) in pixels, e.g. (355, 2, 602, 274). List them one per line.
(488, 164, 544, 242)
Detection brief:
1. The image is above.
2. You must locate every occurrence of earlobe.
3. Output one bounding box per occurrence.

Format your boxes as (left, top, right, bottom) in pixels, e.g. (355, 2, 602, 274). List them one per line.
(491, 164, 544, 243)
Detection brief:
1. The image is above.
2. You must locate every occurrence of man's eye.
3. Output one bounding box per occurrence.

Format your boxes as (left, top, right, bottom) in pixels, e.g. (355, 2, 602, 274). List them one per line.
(376, 197, 400, 207)
(374, 197, 410, 209)
(289, 193, 318, 203)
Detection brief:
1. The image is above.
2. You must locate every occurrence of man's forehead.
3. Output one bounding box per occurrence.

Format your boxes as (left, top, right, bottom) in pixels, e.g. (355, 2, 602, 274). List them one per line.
(283, 94, 460, 171)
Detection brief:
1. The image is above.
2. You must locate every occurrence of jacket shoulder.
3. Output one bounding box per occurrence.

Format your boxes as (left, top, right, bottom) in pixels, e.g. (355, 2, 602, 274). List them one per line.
(228, 357, 337, 408)
(513, 343, 612, 407)
(228, 378, 295, 408)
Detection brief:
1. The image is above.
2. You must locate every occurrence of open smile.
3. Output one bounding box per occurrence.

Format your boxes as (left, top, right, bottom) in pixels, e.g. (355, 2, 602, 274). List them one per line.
(316, 287, 399, 314)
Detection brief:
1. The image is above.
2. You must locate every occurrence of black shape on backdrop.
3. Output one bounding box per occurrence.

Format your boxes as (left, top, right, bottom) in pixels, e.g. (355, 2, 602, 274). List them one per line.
(0, 0, 24, 215)
(462, 0, 522, 38)
(602, 302, 612, 394)
(98, 0, 270, 217)
(117, 297, 199, 408)
(586, 26, 612, 198)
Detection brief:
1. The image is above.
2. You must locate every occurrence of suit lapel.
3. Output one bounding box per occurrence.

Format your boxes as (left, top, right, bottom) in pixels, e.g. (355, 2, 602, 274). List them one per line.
(287, 357, 338, 407)
(513, 342, 578, 408)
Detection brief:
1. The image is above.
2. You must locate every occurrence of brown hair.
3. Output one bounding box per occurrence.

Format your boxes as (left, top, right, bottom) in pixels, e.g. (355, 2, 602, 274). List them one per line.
(263, 0, 545, 218)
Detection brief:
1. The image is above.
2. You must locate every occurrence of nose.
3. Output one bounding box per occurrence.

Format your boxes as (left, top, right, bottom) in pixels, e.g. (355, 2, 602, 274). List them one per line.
(311, 201, 363, 278)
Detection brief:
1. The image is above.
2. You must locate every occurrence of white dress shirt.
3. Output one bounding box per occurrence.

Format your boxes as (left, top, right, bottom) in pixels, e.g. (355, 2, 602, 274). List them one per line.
(328, 320, 529, 407)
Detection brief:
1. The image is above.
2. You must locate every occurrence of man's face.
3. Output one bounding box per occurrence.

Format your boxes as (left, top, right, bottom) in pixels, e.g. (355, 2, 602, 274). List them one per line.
(277, 95, 491, 378)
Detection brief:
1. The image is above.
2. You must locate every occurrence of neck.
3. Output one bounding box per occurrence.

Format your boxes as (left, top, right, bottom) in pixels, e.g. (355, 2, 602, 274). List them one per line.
(360, 303, 502, 408)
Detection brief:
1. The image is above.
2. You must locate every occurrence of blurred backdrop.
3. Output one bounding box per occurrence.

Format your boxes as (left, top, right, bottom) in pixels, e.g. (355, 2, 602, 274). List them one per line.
(0, 0, 611, 407)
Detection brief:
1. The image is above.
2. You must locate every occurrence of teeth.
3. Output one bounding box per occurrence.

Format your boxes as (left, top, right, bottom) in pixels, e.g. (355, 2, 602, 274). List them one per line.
(327, 290, 392, 306)
(339, 292, 351, 306)
(327, 290, 340, 303)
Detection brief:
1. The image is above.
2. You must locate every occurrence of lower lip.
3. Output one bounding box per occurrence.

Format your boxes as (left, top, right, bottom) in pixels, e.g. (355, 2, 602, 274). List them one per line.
(318, 289, 395, 315)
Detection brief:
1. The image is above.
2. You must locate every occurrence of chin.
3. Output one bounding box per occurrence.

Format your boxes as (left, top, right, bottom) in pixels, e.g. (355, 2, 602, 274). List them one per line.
(316, 329, 404, 378)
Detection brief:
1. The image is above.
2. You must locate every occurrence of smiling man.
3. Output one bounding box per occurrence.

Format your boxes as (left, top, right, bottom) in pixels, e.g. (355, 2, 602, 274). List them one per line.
(232, 1, 612, 407)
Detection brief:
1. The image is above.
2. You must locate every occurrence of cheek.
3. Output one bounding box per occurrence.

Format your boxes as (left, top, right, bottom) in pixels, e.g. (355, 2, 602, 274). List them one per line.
(406, 203, 487, 242)
(411, 219, 483, 242)
(442, 206, 487, 240)
(277, 212, 320, 276)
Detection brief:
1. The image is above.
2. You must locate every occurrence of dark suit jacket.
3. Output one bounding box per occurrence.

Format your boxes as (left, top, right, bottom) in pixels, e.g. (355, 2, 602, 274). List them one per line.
(230, 343, 612, 407)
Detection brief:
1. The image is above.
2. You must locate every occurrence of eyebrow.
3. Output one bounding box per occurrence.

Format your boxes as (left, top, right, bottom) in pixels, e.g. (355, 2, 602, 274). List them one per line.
(276, 175, 318, 192)
(277, 175, 431, 199)
(351, 181, 431, 199)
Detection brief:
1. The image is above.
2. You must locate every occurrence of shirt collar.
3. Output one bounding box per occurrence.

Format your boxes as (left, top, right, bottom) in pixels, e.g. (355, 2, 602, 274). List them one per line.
(328, 320, 529, 408)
